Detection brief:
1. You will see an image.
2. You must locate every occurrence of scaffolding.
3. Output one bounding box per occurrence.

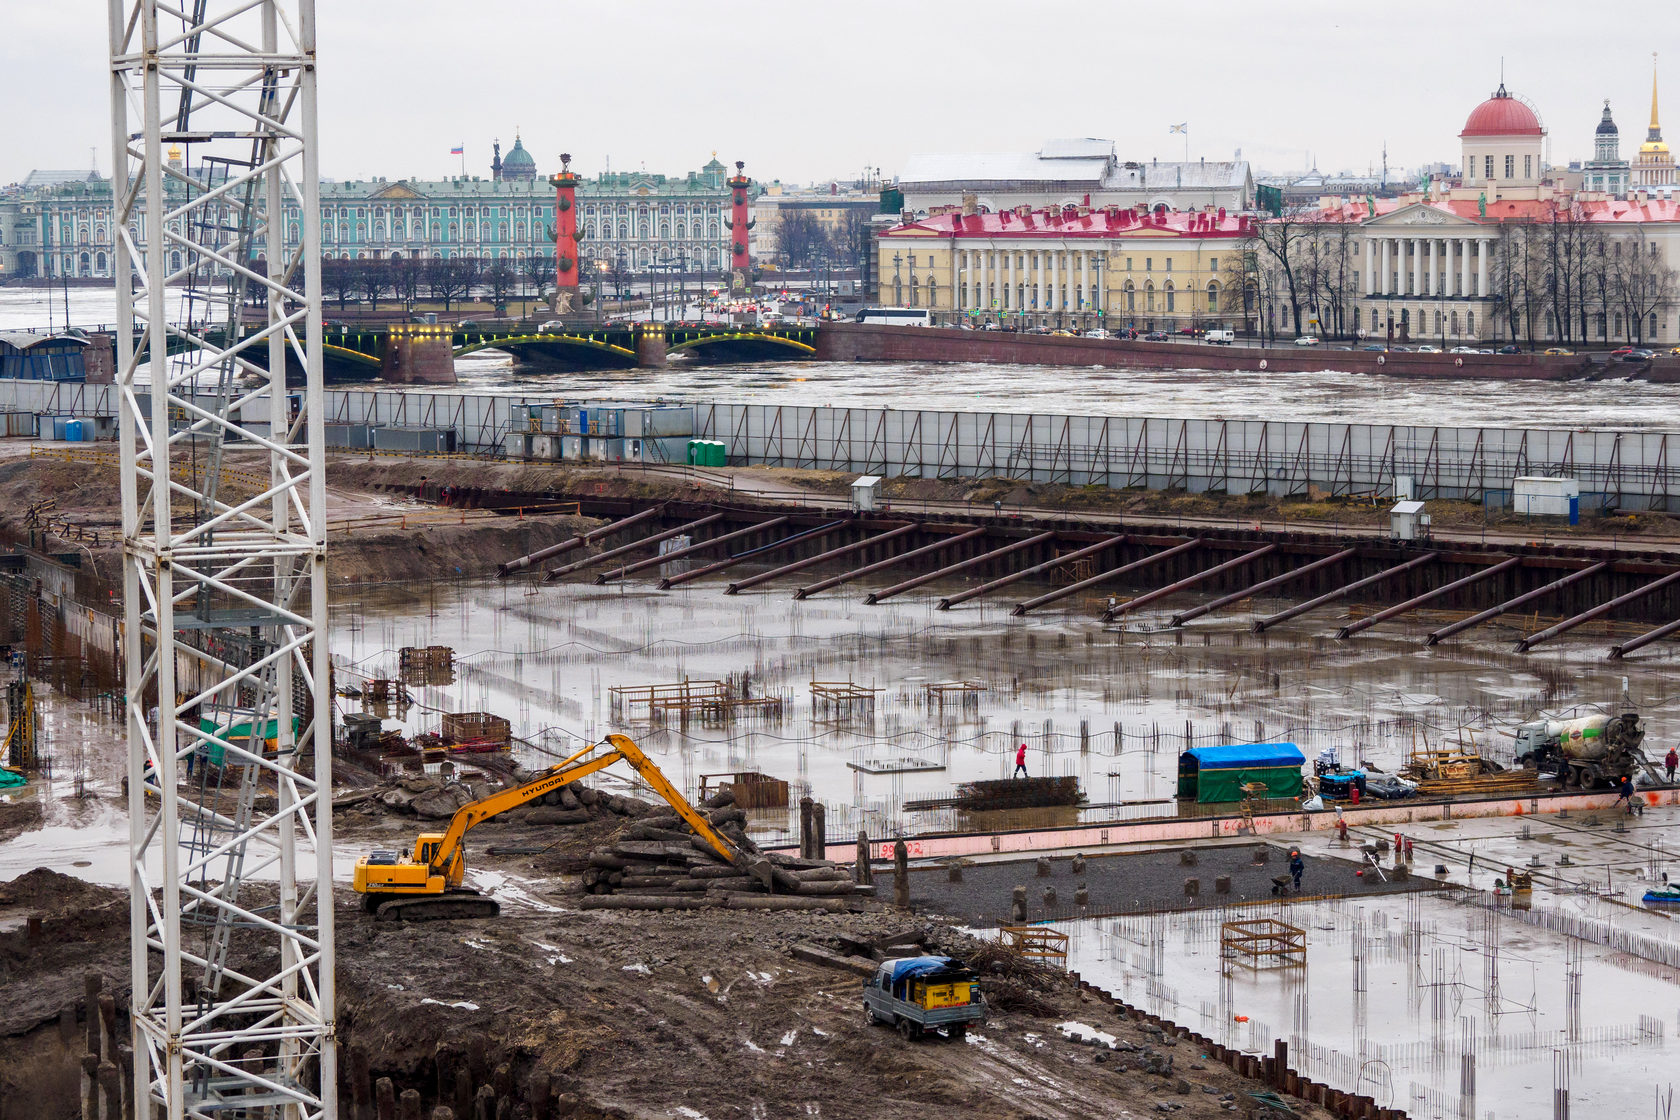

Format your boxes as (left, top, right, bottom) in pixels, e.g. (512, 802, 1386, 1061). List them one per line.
(110, 3, 335, 1118)
(1221, 918, 1308, 969)
(811, 680, 881, 722)
(608, 678, 785, 726)
(398, 645, 456, 686)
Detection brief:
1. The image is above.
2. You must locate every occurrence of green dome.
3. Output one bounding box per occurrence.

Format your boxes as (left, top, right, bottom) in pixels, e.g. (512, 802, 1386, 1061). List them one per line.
(502, 137, 537, 180)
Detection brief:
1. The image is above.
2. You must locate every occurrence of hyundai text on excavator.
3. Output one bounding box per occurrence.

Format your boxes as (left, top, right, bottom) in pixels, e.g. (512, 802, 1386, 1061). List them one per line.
(352, 732, 740, 920)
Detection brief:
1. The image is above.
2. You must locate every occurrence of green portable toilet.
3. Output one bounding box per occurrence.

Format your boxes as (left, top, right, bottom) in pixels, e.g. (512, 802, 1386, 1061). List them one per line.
(708, 440, 728, 467)
(687, 439, 704, 465)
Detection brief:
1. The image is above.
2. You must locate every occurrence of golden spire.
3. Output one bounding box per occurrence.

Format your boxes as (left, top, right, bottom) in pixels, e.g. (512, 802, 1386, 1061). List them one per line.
(1653, 52, 1663, 140)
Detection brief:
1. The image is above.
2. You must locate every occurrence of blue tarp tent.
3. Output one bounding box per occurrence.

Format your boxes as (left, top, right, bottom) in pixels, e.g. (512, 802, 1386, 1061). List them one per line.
(1177, 743, 1306, 803)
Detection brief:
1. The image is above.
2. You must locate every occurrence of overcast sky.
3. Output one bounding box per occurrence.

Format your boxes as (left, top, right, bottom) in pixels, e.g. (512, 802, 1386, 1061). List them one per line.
(2, 1, 1668, 188)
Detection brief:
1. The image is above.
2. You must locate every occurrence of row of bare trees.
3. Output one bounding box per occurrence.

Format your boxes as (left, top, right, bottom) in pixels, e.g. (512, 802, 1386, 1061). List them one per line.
(1223, 205, 1679, 345)
(316, 253, 558, 313)
(772, 209, 872, 271)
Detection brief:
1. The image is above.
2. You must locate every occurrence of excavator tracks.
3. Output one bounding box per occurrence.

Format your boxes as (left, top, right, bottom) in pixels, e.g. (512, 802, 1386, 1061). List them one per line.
(370, 889, 501, 922)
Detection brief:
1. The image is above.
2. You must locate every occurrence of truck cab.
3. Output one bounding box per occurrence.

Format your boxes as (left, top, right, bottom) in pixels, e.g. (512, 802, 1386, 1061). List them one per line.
(863, 955, 985, 1040)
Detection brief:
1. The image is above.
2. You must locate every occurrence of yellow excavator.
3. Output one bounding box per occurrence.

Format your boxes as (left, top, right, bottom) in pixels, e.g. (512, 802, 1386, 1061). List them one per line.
(353, 732, 740, 920)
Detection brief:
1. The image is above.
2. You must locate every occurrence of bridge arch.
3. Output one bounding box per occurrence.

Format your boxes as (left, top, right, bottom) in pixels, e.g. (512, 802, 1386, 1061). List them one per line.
(666, 331, 816, 362)
(453, 332, 638, 368)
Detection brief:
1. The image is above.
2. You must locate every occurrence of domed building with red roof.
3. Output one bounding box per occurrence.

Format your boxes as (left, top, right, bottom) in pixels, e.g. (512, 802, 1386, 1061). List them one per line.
(1458, 83, 1546, 197)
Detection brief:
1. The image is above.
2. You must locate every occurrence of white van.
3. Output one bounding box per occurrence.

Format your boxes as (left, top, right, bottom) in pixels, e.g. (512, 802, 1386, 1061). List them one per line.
(1204, 329, 1235, 345)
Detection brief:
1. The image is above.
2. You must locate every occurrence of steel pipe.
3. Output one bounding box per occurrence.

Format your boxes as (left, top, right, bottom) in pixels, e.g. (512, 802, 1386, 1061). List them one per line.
(865, 531, 1057, 605)
(543, 513, 724, 580)
(497, 504, 664, 575)
(1170, 548, 1357, 627)
(1012, 538, 1201, 616)
(1103, 544, 1277, 621)
(1610, 616, 1680, 660)
(596, 516, 790, 584)
(659, 521, 848, 589)
(1252, 552, 1438, 632)
(1515, 568, 1680, 652)
(1335, 556, 1521, 639)
(938, 534, 1127, 610)
(795, 526, 988, 599)
(726, 523, 918, 594)
(1425, 561, 1608, 646)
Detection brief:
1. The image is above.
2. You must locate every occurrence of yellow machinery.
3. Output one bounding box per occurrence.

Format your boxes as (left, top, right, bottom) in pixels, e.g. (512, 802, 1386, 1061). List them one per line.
(353, 732, 738, 920)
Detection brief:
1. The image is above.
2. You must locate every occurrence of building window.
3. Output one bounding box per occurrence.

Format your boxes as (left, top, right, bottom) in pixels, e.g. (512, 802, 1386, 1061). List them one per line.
(1125, 257, 1132, 271)
(1165, 259, 1172, 272)
(1354, 308, 1362, 331)
(1524, 155, 1532, 178)
(1467, 311, 1475, 336)
(1165, 283, 1175, 313)
(1615, 312, 1624, 336)
(1434, 310, 1442, 333)
(1484, 155, 1493, 179)
(1125, 282, 1135, 311)
(1652, 313, 1660, 339)
(1504, 155, 1515, 179)
(1145, 258, 1152, 272)
(1145, 282, 1155, 312)
(1208, 258, 1217, 274)
(1206, 282, 1218, 313)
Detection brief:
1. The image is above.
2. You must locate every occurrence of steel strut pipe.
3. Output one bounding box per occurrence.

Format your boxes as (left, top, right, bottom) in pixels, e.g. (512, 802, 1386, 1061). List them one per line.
(658, 521, 849, 589)
(1425, 561, 1609, 646)
(596, 516, 791, 584)
(1251, 551, 1439, 633)
(864, 531, 1057, 605)
(795, 526, 988, 599)
(937, 534, 1127, 611)
(1334, 556, 1522, 639)
(1102, 544, 1277, 621)
(543, 513, 725, 581)
(496, 504, 664, 576)
(1610, 616, 1680, 660)
(1013, 537, 1203, 617)
(1515, 568, 1680, 653)
(725, 523, 918, 594)
(1170, 547, 1357, 627)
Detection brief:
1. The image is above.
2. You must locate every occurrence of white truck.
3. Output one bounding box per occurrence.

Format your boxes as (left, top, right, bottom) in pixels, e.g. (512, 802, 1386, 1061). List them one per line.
(863, 956, 985, 1040)
(1513, 711, 1655, 788)
(1204, 329, 1235, 345)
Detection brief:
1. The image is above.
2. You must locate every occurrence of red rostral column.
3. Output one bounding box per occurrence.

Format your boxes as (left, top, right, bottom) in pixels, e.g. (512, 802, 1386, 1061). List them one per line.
(726, 159, 752, 295)
(549, 152, 582, 316)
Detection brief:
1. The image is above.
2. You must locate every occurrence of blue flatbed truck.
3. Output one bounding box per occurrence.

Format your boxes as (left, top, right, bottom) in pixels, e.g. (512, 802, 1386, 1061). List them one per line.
(863, 955, 985, 1040)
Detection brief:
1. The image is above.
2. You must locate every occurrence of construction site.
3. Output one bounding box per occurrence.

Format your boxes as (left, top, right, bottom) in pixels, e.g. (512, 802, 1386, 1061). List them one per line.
(12, 5, 1680, 1120)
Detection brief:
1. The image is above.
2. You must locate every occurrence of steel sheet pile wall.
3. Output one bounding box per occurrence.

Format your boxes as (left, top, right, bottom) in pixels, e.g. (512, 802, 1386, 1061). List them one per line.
(694, 403, 1680, 512)
(6, 381, 1680, 511)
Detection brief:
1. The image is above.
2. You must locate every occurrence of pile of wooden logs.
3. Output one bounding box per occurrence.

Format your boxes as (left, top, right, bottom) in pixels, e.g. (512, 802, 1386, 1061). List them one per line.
(578, 789, 876, 913)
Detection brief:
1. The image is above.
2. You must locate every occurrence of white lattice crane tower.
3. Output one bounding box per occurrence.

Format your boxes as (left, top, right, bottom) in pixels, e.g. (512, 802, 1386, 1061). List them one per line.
(108, 1, 336, 1117)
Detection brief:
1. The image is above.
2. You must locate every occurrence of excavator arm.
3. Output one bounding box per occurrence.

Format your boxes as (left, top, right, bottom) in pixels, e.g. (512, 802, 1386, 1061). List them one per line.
(423, 734, 737, 878)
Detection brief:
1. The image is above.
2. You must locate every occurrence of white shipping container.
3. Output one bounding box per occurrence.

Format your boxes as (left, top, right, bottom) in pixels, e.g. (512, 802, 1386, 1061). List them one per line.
(561, 434, 586, 461)
(530, 434, 562, 461)
(622, 407, 695, 438)
(1513, 476, 1579, 517)
(504, 431, 531, 460)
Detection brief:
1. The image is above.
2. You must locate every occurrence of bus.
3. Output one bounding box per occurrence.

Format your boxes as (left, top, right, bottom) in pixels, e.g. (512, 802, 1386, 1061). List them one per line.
(855, 307, 932, 327)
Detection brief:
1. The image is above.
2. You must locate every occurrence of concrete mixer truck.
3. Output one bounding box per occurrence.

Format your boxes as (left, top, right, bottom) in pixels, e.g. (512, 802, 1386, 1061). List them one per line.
(1512, 711, 1655, 789)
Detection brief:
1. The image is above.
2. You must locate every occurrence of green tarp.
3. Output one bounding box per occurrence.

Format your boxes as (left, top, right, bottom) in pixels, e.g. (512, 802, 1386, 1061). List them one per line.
(1177, 743, 1306, 804)
(0, 767, 25, 789)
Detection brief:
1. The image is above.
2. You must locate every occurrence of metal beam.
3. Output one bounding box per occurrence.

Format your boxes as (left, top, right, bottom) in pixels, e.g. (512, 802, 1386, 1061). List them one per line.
(726, 523, 918, 594)
(659, 521, 849, 589)
(1170, 548, 1357, 627)
(1335, 557, 1521, 639)
(596, 516, 790, 583)
(864, 531, 1057, 605)
(938, 534, 1127, 610)
(1425, 561, 1610, 646)
(1610, 616, 1680, 660)
(1515, 568, 1680, 652)
(1013, 537, 1203, 616)
(1252, 552, 1439, 633)
(794, 526, 988, 599)
(1103, 544, 1277, 621)
(498, 504, 664, 575)
(543, 513, 724, 580)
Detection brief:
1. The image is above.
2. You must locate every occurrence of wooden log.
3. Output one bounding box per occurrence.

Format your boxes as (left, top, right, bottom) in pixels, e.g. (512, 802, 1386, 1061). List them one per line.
(377, 1081, 397, 1120)
(579, 895, 717, 911)
(625, 825, 696, 845)
(724, 895, 849, 913)
(81, 1053, 99, 1120)
(790, 943, 879, 977)
(792, 881, 866, 896)
(400, 1089, 424, 1120)
(688, 864, 747, 879)
(769, 865, 804, 893)
(614, 882, 710, 895)
(526, 808, 591, 826)
(472, 1085, 494, 1120)
(788, 867, 850, 882)
(587, 852, 629, 871)
(767, 852, 840, 870)
(611, 840, 691, 861)
(639, 814, 683, 832)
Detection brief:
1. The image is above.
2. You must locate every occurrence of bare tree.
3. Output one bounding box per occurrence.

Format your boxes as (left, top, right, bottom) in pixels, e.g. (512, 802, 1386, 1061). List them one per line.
(774, 210, 829, 270)
(423, 256, 478, 312)
(320, 256, 357, 311)
(390, 254, 425, 309)
(1612, 237, 1677, 346)
(484, 258, 517, 314)
(353, 259, 392, 311)
(1248, 207, 1318, 337)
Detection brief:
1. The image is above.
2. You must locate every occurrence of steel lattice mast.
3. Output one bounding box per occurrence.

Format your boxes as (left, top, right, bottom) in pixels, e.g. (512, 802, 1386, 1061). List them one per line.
(108, 2, 336, 1117)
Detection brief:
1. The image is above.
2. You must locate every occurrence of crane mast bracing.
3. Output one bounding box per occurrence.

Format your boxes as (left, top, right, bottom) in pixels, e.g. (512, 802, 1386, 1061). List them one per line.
(109, 2, 335, 1119)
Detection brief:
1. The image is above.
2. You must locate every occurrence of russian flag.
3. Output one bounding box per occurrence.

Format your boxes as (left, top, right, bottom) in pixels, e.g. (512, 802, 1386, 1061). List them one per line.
(449, 144, 464, 155)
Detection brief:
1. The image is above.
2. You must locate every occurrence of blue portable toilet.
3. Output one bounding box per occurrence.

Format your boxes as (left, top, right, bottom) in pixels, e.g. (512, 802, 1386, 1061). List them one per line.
(65, 419, 84, 442)
(1569, 494, 1579, 525)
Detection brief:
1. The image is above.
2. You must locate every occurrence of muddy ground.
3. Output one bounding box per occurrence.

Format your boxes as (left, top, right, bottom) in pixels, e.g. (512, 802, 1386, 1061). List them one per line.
(0, 863, 1330, 1120)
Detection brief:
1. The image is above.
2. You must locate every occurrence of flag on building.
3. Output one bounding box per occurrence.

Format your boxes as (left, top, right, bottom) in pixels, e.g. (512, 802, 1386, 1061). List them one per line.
(1169, 123, 1187, 134)
(449, 144, 464, 155)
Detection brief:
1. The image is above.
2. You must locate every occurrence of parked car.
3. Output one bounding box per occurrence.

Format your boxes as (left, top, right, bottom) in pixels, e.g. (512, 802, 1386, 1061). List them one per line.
(1176, 326, 1204, 337)
(1390, 345, 1412, 352)
(1294, 336, 1320, 347)
(1497, 344, 1521, 355)
(1622, 347, 1656, 361)
(1611, 347, 1635, 359)
(1143, 330, 1170, 341)
(1670, 346, 1680, 356)
(537, 320, 566, 333)
(1362, 344, 1387, 352)
(1544, 347, 1575, 356)
(981, 322, 1000, 331)
(1205, 329, 1235, 344)
(1449, 346, 1478, 354)
(1415, 345, 1441, 353)
(1083, 329, 1111, 339)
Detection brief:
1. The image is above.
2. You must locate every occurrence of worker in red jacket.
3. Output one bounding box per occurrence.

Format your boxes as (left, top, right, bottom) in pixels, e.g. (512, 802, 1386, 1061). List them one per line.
(1014, 742, 1028, 778)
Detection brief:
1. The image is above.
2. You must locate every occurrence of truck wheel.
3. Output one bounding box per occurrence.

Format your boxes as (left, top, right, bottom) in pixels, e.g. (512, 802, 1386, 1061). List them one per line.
(864, 1006, 878, 1028)
(949, 1024, 968, 1040)
(897, 1018, 917, 1041)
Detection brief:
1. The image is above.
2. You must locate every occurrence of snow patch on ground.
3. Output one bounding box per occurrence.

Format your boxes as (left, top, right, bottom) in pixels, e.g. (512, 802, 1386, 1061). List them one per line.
(420, 998, 480, 1011)
(742, 1038, 765, 1053)
(671, 1108, 711, 1119)
(623, 963, 652, 975)
(779, 1029, 799, 1046)
(1057, 1021, 1118, 1049)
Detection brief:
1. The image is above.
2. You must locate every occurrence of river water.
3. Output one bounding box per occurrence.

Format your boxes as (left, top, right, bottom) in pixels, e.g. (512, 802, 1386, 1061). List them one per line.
(6, 288, 1680, 430)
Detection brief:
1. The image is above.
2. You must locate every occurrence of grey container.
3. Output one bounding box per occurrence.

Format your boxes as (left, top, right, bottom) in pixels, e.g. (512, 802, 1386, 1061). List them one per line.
(503, 431, 531, 460)
(622, 407, 695, 438)
(624, 436, 690, 464)
(0, 412, 37, 437)
(596, 437, 626, 463)
(530, 433, 563, 461)
(325, 423, 372, 449)
(371, 426, 457, 454)
(560, 434, 586, 461)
